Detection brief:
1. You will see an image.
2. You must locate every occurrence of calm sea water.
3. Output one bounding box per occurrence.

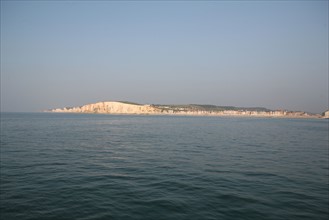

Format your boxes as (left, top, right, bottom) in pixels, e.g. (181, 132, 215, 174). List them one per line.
(0, 113, 328, 220)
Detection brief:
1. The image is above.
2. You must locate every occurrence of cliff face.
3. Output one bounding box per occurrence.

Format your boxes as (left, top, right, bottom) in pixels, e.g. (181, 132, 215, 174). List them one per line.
(47, 101, 322, 118)
(50, 102, 161, 114)
(323, 110, 329, 119)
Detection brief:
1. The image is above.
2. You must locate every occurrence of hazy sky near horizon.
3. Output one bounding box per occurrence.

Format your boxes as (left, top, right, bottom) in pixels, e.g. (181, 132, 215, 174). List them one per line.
(1, 1, 328, 113)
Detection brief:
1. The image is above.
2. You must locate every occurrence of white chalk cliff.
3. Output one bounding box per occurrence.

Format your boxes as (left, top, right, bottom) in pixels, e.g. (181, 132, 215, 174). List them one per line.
(49, 102, 159, 114)
(323, 110, 329, 119)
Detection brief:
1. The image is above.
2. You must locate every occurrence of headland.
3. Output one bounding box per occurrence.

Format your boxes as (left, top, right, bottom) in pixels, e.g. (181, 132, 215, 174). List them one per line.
(46, 101, 327, 119)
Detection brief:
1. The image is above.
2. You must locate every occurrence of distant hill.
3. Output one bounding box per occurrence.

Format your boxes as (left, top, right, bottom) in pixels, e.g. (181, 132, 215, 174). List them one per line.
(46, 101, 323, 119)
(153, 104, 271, 112)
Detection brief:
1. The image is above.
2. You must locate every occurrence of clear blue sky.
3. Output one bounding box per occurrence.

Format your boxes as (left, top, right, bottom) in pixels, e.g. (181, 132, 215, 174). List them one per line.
(1, 1, 328, 113)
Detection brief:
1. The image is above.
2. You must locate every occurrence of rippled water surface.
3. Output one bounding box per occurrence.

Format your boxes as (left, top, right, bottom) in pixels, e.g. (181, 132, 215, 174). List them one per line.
(1, 113, 328, 219)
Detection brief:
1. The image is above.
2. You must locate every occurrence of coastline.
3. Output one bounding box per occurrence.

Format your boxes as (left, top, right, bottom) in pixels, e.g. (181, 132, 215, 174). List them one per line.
(46, 101, 326, 119)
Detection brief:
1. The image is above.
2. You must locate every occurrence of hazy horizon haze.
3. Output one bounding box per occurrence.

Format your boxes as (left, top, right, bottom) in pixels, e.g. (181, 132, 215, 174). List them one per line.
(1, 1, 328, 113)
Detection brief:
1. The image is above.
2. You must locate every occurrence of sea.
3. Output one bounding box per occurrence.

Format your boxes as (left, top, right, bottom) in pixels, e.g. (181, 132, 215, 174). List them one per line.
(0, 113, 328, 220)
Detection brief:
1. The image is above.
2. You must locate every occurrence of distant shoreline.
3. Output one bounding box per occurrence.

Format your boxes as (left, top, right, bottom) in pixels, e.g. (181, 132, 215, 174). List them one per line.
(44, 112, 327, 120)
(46, 101, 328, 119)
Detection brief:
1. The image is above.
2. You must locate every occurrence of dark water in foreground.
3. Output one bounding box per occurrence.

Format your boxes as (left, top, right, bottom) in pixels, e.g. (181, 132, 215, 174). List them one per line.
(0, 113, 328, 220)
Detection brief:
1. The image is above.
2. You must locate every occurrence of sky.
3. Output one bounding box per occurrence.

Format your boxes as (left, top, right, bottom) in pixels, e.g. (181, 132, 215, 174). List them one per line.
(1, 1, 328, 113)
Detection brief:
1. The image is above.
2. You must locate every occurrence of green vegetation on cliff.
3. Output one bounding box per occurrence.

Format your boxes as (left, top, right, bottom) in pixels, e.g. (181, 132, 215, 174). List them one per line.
(117, 101, 142, 106)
